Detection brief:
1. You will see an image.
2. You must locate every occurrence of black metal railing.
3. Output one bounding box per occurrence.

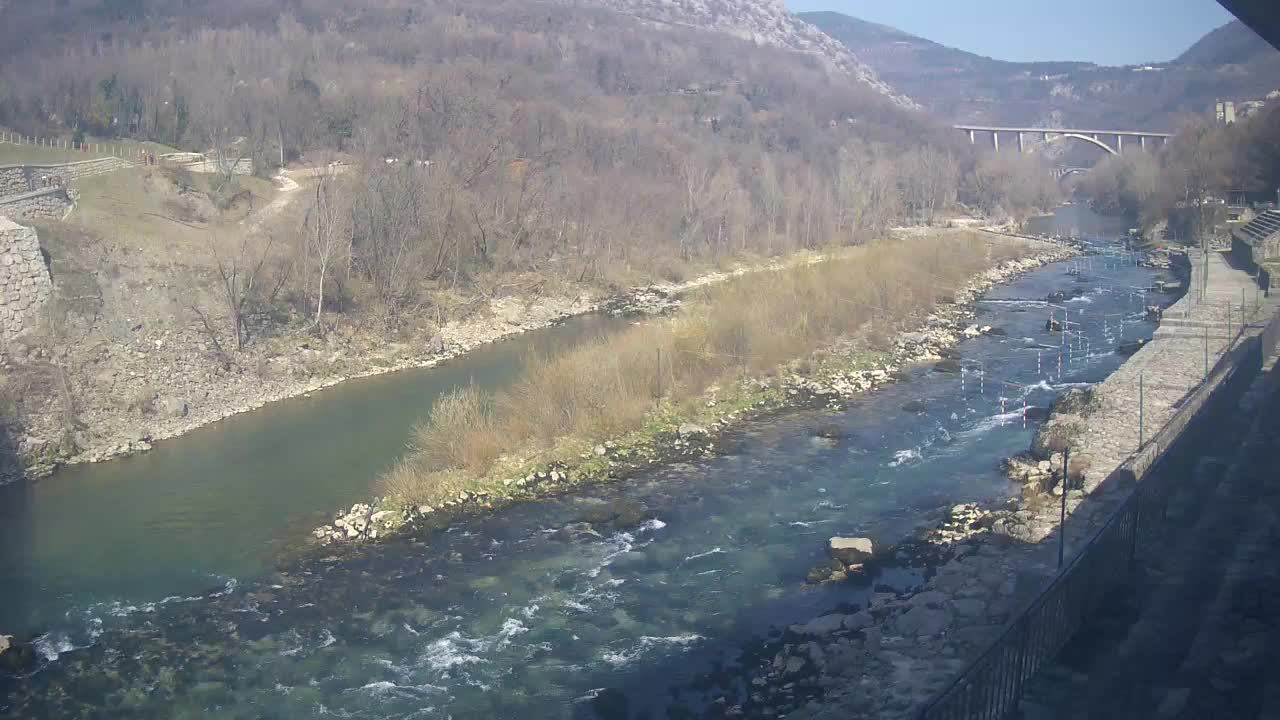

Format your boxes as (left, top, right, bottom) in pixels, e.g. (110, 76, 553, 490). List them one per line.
(916, 312, 1274, 720)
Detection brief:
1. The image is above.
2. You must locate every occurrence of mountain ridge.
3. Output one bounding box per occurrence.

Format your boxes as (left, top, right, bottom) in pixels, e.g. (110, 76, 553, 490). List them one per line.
(559, 0, 918, 108)
(803, 12, 1280, 131)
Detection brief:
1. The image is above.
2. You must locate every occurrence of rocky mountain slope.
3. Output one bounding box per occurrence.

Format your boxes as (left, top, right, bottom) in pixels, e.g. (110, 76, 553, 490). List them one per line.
(565, 0, 917, 108)
(804, 12, 1280, 130)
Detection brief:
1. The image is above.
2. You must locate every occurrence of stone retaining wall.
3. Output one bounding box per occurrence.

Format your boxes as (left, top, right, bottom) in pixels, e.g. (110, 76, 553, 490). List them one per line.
(0, 217, 52, 342)
(0, 187, 72, 221)
(0, 157, 134, 196)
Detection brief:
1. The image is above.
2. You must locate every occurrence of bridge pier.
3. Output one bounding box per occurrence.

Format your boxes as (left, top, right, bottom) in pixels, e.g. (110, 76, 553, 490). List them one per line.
(1117, 135, 1123, 154)
(992, 131, 999, 152)
(1141, 136, 1146, 150)
(1017, 132, 1025, 153)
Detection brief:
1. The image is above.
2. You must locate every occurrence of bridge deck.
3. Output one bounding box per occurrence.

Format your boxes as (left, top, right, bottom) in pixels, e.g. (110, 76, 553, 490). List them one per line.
(954, 125, 1173, 137)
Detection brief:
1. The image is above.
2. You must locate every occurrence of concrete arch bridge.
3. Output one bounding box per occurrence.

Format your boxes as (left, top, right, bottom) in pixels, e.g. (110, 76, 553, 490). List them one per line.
(955, 125, 1174, 156)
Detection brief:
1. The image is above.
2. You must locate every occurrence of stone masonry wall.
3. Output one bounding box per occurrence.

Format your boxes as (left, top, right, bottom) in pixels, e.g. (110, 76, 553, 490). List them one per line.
(0, 188, 72, 221)
(0, 157, 134, 198)
(0, 216, 52, 342)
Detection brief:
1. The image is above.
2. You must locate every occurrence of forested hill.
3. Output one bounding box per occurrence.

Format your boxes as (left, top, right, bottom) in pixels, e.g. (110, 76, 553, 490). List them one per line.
(805, 12, 1280, 130)
(0, 0, 1064, 290)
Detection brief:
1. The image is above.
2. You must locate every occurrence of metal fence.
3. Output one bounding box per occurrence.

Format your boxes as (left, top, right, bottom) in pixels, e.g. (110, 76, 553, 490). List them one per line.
(916, 312, 1276, 720)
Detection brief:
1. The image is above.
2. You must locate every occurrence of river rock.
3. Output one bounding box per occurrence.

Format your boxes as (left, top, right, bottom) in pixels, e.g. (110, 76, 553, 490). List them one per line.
(901, 399, 928, 413)
(161, 397, 189, 418)
(828, 536, 874, 564)
(0, 638, 34, 672)
(789, 614, 849, 636)
(895, 605, 953, 637)
(678, 423, 709, 438)
(951, 598, 988, 618)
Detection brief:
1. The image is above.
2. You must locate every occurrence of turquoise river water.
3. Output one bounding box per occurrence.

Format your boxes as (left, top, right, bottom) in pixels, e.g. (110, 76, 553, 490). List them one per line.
(0, 208, 1170, 719)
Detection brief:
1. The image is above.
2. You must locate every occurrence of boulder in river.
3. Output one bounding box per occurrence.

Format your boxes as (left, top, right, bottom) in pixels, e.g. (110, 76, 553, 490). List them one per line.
(828, 536, 874, 565)
(0, 637, 34, 673)
(577, 498, 647, 530)
(1117, 338, 1147, 357)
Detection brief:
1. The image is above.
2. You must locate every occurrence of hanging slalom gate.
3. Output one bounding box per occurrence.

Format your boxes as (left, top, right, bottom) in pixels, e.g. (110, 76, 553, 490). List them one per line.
(915, 311, 1276, 720)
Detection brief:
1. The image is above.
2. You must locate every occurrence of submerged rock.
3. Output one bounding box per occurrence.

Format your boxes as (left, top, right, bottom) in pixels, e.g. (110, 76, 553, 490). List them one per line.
(901, 399, 928, 413)
(590, 687, 630, 719)
(932, 359, 961, 374)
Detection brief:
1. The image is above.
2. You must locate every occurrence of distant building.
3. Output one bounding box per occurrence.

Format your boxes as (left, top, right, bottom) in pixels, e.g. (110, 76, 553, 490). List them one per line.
(1231, 208, 1280, 286)
(1216, 100, 1237, 125)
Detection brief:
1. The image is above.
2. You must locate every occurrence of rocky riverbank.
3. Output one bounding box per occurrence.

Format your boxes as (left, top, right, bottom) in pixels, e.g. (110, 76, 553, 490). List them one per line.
(1, 250, 844, 484)
(313, 241, 1079, 545)
(725, 250, 1280, 719)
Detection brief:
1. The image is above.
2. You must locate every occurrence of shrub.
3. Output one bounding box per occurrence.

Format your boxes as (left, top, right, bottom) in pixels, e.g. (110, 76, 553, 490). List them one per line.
(382, 233, 1035, 504)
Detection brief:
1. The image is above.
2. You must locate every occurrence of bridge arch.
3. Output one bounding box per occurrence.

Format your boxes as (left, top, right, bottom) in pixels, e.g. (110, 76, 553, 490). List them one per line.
(1045, 132, 1118, 156)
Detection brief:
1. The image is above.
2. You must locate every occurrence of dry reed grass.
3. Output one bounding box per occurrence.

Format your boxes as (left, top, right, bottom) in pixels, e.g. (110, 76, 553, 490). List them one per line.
(384, 232, 1031, 503)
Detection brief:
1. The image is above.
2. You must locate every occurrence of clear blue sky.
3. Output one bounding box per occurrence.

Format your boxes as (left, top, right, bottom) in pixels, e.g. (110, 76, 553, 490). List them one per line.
(786, 0, 1235, 65)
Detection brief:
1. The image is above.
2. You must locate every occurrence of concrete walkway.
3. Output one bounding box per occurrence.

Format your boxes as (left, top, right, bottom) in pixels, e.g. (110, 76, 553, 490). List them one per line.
(1017, 348, 1280, 719)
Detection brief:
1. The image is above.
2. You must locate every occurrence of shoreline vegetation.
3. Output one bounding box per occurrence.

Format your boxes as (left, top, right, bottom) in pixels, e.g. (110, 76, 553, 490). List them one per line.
(315, 230, 1078, 544)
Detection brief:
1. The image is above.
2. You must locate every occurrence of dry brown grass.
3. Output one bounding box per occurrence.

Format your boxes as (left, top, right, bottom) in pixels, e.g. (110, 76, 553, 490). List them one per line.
(384, 232, 1033, 504)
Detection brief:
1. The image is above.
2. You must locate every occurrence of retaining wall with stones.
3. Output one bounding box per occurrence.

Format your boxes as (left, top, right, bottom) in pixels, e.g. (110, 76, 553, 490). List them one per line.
(0, 157, 135, 196)
(0, 187, 72, 221)
(0, 216, 52, 342)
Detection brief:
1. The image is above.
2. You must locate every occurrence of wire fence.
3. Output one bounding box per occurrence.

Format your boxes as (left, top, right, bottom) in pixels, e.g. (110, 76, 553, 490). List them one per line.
(0, 130, 154, 161)
(916, 307, 1279, 720)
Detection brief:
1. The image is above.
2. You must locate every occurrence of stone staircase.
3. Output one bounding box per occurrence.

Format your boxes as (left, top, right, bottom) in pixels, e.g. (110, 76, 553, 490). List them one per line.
(1016, 348, 1280, 720)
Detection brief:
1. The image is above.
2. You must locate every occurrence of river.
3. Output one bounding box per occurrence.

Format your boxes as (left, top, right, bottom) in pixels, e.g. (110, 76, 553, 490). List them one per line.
(0, 212, 1173, 718)
(0, 313, 633, 636)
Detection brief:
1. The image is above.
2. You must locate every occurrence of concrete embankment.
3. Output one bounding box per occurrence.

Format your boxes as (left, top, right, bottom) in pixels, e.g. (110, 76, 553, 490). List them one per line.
(749, 248, 1280, 719)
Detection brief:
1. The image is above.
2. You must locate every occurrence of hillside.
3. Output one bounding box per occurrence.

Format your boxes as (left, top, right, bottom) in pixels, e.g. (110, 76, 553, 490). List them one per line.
(804, 12, 1280, 130)
(556, 0, 915, 107)
(0, 0, 1068, 476)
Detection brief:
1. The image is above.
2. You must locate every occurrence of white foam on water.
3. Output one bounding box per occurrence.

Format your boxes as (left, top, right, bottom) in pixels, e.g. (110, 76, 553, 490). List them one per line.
(354, 680, 447, 699)
(956, 410, 1025, 438)
(575, 688, 607, 703)
(682, 547, 725, 563)
(520, 603, 540, 619)
(422, 632, 487, 671)
(638, 518, 667, 532)
(32, 632, 79, 662)
(498, 618, 528, 646)
(888, 449, 921, 467)
(600, 634, 706, 668)
(1067, 295, 1093, 304)
(319, 629, 337, 648)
